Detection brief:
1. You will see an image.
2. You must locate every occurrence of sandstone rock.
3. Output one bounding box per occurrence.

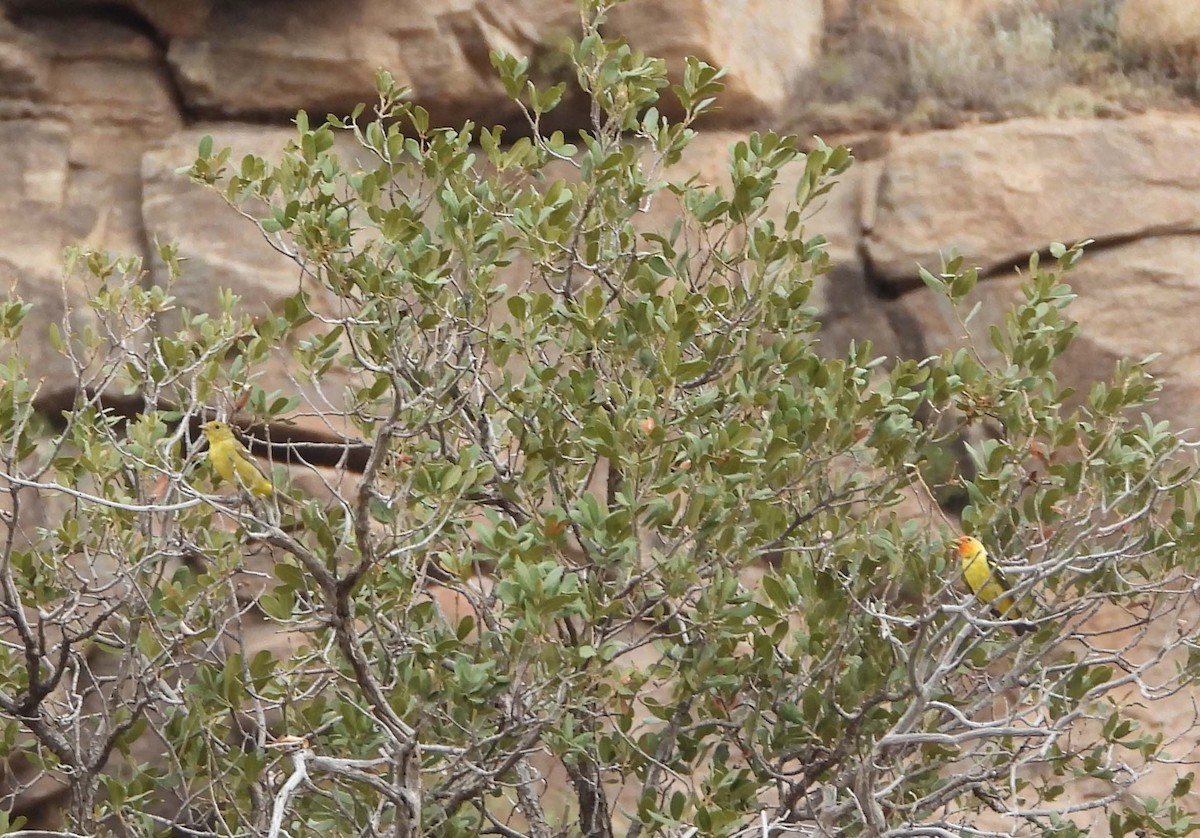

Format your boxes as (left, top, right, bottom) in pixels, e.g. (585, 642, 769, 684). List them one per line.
(142, 126, 314, 317)
(0, 119, 101, 383)
(112, 0, 217, 38)
(32, 16, 180, 254)
(866, 115, 1200, 283)
(4, 0, 215, 38)
(167, 1, 400, 121)
(610, 0, 822, 124)
(0, 14, 181, 385)
(0, 17, 50, 110)
(0, 12, 181, 252)
(163, 0, 578, 123)
(165, 0, 821, 127)
(142, 125, 367, 413)
(390, 1, 579, 127)
(141, 123, 400, 324)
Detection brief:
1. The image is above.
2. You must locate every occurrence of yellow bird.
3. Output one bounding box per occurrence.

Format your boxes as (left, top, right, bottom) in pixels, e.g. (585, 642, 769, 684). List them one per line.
(955, 535, 1032, 635)
(201, 420, 274, 498)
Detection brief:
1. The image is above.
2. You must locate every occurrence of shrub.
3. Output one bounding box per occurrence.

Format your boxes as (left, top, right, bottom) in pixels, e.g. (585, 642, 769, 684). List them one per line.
(2, 2, 1200, 836)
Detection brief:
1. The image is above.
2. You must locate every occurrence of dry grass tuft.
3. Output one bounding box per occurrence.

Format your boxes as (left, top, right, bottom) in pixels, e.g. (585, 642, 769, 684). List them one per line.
(791, 0, 1200, 134)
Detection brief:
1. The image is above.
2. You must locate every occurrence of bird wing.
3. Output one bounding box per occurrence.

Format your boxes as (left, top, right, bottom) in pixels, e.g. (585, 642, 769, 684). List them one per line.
(979, 566, 1020, 618)
(231, 442, 274, 496)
